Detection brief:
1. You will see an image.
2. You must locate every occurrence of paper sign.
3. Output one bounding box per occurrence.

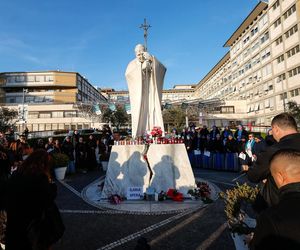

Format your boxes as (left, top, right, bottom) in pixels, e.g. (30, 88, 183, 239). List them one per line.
(194, 150, 201, 155)
(127, 187, 143, 200)
(239, 152, 246, 160)
(204, 151, 211, 157)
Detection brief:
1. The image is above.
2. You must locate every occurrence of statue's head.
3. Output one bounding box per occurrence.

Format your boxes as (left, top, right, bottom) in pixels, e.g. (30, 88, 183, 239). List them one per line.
(135, 44, 146, 62)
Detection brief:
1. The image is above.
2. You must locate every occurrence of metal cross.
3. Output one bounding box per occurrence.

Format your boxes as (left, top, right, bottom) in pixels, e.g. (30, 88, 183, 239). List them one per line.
(139, 18, 151, 51)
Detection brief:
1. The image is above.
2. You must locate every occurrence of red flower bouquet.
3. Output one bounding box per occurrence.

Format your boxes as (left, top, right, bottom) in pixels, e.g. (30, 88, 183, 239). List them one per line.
(167, 188, 184, 202)
(150, 126, 163, 138)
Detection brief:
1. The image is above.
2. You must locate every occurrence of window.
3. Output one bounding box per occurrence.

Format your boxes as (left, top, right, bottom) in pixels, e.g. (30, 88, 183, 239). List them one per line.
(28, 112, 39, 119)
(15, 75, 25, 82)
(52, 124, 58, 130)
(261, 32, 269, 44)
(277, 73, 286, 82)
(286, 45, 300, 58)
(45, 124, 52, 131)
(52, 111, 64, 118)
(251, 27, 258, 36)
(265, 99, 270, 108)
(283, 4, 296, 20)
(288, 66, 300, 77)
(272, 0, 280, 10)
(274, 18, 281, 28)
(26, 76, 35, 82)
(64, 111, 77, 117)
(39, 124, 45, 131)
(220, 106, 235, 113)
(261, 48, 271, 60)
(35, 75, 43, 82)
(245, 61, 252, 71)
(277, 54, 284, 64)
(275, 36, 283, 46)
(285, 24, 298, 39)
(243, 36, 250, 44)
(262, 64, 272, 77)
(269, 84, 274, 91)
(290, 88, 300, 97)
(39, 112, 51, 118)
(252, 41, 260, 51)
(45, 75, 53, 82)
(280, 92, 287, 100)
(253, 55, 260, 66)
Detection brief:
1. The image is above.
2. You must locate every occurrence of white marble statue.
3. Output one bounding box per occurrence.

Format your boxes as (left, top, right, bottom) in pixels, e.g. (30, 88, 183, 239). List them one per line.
(125, 44, 166, 138)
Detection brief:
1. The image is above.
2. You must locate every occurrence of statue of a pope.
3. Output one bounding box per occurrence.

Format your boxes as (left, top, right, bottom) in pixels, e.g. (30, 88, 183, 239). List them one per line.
(125, 44, 166, 138)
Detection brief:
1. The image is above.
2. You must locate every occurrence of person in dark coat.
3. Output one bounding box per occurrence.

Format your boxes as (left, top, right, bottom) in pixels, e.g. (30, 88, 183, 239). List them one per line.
(225, 134, 238, 153)
(211, 134, 224, 153)
(265, 129, 276, 146)
(86, 135, 97, 170)
(234, 124, 248, 142)
(252, 135, 267, 158)
(199, 126, 209, 153)
(209, 125, 220, 141)
(221, 126, 233, 142)
(247, 113, 300, 207)
(249, 149, 300, 250)
(61, 136, 75, 174)
(4, 149, 64, 250)
(75, 137, 87, 173)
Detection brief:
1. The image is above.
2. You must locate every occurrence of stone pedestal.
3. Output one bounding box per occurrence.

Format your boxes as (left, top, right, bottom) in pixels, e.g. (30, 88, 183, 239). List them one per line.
(101, 144, 196, 199)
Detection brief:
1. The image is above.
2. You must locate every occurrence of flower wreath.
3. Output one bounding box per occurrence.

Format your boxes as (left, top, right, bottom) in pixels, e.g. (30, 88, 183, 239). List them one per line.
(219, 183, 259, 235)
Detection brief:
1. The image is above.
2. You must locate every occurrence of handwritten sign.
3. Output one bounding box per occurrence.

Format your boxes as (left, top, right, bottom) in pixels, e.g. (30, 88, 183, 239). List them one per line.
(127, 187, 143, 200)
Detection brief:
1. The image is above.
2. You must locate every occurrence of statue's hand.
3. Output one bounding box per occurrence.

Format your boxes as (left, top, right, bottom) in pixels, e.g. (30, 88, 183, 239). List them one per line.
(142, 60, 152, 71)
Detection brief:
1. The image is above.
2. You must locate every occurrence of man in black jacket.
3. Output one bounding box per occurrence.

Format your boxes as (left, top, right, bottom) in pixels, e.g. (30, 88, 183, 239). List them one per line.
(247, 113, 300, 207)
(250, 149, 300, 250)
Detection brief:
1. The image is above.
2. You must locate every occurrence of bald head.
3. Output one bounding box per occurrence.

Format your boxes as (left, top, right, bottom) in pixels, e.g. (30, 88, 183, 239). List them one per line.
(270, 149, 300, 188)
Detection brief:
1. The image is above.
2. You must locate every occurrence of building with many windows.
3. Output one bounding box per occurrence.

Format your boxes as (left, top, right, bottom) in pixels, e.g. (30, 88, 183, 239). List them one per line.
(194, 0, 300, 128)
(0, 71, 107, 133)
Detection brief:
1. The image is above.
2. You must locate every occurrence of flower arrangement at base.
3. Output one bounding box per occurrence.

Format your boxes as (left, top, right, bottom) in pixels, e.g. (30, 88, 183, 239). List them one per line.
(166, 188, 183, 202)
(150, 126, 163, 138)
(188, 182, 213, 203)
(108, 194, 123, 204)
(219, 183, 259, 235)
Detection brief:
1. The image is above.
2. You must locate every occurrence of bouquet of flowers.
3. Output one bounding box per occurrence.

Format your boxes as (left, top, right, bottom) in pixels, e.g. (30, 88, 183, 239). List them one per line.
(166, 188, 183, 202)
(150, 126, 163, 138)
(188, 182, 212, 203)
(108, 194, 122, 204)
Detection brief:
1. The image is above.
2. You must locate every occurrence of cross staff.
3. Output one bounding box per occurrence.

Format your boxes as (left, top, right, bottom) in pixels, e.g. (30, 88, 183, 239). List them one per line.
(139, 18, 151, 51)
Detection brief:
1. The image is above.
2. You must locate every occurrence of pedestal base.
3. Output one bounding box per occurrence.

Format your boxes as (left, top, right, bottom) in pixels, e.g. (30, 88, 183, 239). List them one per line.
(101, 144, 196, 199)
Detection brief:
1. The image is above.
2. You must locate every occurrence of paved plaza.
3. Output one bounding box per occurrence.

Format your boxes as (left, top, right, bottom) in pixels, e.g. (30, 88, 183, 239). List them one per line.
(52, 169, 248, 250)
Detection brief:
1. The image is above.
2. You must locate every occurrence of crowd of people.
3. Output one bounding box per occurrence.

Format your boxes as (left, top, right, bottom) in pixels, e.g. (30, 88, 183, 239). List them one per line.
(177, 123, 275, 172)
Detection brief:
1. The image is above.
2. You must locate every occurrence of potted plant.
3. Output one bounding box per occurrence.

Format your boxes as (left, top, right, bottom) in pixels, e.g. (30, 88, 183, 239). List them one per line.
(52, 153, 69, 180)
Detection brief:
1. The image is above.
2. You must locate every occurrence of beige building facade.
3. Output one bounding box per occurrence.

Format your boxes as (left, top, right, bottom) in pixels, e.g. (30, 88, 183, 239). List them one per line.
(0, 71, 107, 133)
(195, 0, 300, 128)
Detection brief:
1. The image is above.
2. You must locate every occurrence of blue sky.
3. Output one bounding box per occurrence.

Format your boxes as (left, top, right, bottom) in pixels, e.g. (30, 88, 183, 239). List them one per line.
(0, 0, 261, 90)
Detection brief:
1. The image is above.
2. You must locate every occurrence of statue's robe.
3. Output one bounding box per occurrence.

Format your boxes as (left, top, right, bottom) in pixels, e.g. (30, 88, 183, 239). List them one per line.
(125, 56, 166, 138)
